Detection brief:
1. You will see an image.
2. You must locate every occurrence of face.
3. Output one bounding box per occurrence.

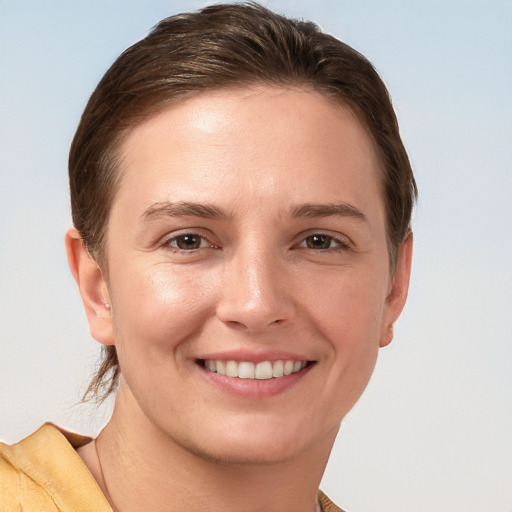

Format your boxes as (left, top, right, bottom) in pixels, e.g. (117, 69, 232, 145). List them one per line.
(77, 86, 411, 465)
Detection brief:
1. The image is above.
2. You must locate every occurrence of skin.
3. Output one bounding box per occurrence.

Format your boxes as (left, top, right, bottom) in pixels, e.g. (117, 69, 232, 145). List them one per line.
(67, 86, 412, 512)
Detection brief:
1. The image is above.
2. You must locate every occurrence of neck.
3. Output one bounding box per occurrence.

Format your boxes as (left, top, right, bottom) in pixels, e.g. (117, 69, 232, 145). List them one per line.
(93, 385, 336, 512)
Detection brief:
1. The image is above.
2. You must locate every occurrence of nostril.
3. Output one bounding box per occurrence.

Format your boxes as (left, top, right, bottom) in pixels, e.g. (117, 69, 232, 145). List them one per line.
(218, 313, 288, 332)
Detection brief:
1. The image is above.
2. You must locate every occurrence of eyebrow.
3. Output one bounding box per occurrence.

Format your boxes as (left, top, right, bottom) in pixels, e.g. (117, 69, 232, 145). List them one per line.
(141, 201, 228, 222)
(291, 202, 367, 222)
(140, 200, 367, 223)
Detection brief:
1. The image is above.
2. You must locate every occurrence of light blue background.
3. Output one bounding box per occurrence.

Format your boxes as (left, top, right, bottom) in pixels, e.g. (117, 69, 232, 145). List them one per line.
(1, 1, 511, 510)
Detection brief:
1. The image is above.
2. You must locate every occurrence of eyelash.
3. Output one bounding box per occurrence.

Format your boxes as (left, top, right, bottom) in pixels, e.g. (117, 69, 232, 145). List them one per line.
(161, 231, 350, 254)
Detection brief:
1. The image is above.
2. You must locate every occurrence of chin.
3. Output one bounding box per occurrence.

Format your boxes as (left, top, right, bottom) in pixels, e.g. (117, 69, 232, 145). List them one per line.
(173, 417, 336, 467)
(185, 437, 304, 466)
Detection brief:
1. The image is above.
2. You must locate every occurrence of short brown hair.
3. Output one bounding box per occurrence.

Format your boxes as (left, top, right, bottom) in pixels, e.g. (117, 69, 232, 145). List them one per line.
(70, 2, 417, 401)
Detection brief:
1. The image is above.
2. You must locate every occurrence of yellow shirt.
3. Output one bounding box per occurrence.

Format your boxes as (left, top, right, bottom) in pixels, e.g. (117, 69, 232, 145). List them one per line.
(0, 424, 344, 512)
(0, 424, 111, 511)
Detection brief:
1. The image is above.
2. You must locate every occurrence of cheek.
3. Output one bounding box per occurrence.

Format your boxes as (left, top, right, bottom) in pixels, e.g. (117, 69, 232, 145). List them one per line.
(109, 263, 218, 362)
(309, 268, 387, 390)
(310, 267, 387, 338)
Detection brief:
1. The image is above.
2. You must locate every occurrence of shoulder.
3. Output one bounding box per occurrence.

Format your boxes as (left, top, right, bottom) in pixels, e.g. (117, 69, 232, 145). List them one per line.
(318, 489, 348, 512)
(1, 424, 59, 511)
(0, 424, 111, 512)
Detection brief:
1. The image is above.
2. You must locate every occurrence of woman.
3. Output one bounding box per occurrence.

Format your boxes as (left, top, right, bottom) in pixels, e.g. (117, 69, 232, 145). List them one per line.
(0, 3, 416, 511)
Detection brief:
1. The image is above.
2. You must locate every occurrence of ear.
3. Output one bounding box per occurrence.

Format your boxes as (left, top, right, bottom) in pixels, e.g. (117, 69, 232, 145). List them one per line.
(379, 233, 413, 347)
(65, 228, 114, 346)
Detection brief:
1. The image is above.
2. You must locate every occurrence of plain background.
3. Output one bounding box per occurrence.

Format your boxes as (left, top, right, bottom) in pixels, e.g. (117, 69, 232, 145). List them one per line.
(1, 1, 511, 511)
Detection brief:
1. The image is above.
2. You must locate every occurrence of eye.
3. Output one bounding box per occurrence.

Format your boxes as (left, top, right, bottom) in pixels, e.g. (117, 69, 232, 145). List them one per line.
(299, 234, 349, 251)
(166, 233, 213, 251)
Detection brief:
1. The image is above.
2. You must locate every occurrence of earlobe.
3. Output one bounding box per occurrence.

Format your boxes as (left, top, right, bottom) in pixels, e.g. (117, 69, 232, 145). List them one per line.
(379, 233, 413, 347)
(380, 323, 394, 348)
(65, 228, 115, 346)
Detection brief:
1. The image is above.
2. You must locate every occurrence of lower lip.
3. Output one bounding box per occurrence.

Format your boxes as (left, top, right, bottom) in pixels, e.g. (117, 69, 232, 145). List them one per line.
(199, 363, 314, 399)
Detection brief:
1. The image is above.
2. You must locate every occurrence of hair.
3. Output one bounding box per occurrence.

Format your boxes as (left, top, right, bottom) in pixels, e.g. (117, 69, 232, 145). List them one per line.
(69, 2, 417, 402)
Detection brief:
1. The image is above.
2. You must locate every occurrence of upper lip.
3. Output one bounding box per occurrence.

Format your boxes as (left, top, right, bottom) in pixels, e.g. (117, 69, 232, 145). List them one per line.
(196, 349, 313, 364)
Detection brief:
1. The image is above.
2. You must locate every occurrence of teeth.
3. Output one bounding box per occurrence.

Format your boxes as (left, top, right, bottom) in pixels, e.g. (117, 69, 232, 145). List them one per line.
(203, 359, 307, 380)
(272, 360, 284, 378)
(225, 360, 238, 378)
(216, 360, 226, 375)
(239, 362, 255, 379)
(283, 360, 294, 375)
(255, 361, 273, 380)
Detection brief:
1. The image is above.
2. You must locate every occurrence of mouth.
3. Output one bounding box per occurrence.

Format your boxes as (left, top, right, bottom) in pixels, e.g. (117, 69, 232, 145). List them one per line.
(198, 359, 312, 380)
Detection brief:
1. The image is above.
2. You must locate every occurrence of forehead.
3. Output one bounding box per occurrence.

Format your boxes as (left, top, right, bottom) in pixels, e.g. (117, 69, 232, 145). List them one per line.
(114, 86, 384, 222)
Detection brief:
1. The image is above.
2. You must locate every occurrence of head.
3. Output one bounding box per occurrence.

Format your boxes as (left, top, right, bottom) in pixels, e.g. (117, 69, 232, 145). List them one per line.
(68, 2, 416, 403)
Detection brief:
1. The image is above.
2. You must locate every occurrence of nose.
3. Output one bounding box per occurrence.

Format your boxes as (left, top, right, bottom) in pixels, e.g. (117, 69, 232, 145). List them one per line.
(216, 244, 296, 332)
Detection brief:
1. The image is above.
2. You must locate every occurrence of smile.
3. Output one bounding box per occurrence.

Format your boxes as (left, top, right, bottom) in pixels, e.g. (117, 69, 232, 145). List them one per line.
(202, 360, 308, 380)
